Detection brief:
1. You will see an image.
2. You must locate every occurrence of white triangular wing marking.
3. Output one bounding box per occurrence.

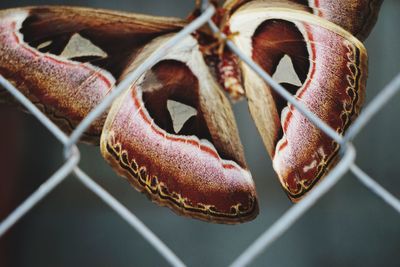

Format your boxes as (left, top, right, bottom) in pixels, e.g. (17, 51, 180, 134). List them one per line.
(167, 100, 198, 134)
(37, 40, 52, 50)
(61, 33, 107, 59)
(272, 54, 302, 87)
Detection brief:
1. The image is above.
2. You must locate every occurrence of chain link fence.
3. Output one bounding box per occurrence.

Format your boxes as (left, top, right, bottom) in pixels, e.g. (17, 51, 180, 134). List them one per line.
(1, 1, 399, 266)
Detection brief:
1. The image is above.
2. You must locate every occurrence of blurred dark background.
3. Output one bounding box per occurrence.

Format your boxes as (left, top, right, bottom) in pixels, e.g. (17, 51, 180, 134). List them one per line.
(0, 1, 399, 267)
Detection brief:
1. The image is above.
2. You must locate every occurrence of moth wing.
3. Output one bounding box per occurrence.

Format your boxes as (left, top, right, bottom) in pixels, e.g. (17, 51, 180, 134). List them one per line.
(229, 3, 368, 200)
(0, 6, 185, 141)
(100, 33, 259, 224)
(223, 0, 382, 40)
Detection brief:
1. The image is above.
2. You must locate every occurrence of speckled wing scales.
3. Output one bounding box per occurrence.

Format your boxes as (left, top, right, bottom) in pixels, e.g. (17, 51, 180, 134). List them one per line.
(228, 1, 371, 201)
(301, 0, 383, 41)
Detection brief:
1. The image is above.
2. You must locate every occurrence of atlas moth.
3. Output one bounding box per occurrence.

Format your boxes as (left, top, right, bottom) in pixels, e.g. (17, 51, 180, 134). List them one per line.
(0, 0, 382, 224)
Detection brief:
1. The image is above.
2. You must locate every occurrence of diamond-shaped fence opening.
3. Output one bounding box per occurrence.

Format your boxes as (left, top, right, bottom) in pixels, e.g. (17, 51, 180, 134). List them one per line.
(1, 1, 400, 267)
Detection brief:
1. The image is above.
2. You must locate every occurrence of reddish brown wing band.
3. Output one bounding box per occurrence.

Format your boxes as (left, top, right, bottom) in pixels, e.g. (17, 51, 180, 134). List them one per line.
(229, 5, 368, 201)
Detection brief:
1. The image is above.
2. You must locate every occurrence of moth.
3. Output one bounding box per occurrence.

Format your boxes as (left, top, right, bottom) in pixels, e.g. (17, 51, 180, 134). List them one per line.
(0, 0, 382, 224)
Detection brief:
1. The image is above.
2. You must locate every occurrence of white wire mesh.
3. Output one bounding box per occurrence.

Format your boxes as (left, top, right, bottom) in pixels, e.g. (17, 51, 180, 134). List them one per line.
(0, 1, 399, 266)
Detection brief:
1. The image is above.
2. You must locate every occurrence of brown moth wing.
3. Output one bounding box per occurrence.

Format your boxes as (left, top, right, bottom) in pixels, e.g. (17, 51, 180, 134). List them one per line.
(222, 0, 382, 40)
(303, 0, 383, 40)
(100, 34, 258, 224)
(0, 7, 185, 142)
(229, 5, 368, 201)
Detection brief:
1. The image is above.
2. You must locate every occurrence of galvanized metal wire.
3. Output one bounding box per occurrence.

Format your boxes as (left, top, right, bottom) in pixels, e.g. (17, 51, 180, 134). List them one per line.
(1, 1, 400, 266)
